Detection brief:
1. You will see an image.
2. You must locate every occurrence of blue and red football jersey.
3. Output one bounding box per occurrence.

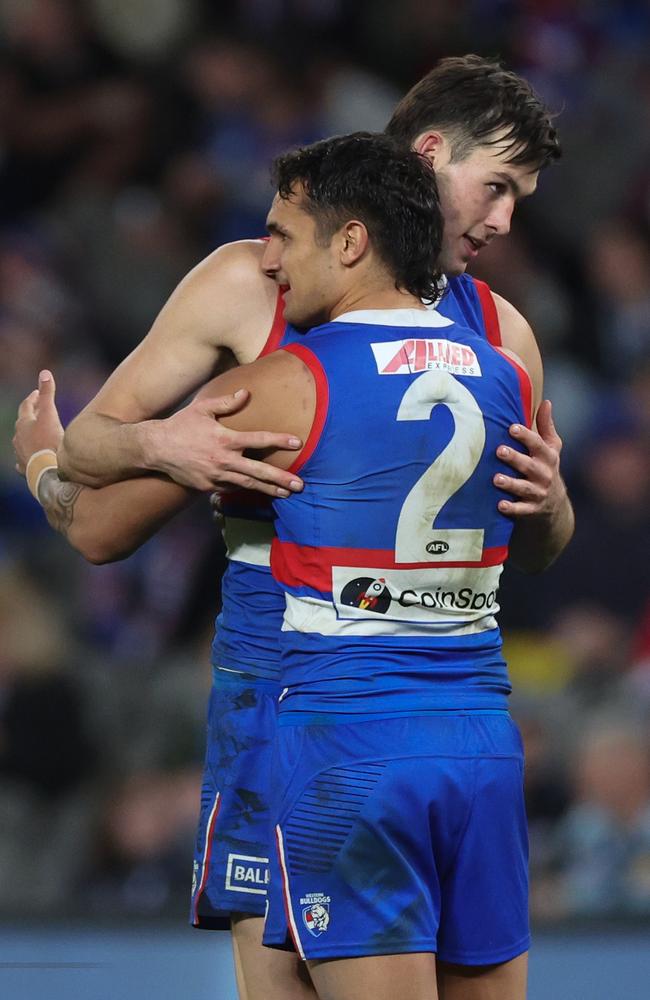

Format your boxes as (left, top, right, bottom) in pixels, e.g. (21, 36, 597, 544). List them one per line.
(270, 306, 532, 718)
(211, 274, 506, 680)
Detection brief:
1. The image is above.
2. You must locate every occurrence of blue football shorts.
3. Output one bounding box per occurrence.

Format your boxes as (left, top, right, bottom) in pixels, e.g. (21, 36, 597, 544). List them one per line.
(263, 712, 529, 964)
(191, 669, 280, 928)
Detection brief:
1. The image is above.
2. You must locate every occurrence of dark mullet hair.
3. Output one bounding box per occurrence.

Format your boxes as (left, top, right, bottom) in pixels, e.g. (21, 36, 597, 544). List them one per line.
(272, 132, 444, 303)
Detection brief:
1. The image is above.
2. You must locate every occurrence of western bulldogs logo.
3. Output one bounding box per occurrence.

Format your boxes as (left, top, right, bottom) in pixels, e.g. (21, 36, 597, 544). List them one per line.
(340, 576, 391, 614)
(300, 893, 331, 937)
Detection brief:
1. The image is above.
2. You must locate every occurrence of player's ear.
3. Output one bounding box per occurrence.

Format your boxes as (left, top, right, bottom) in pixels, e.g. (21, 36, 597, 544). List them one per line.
(339, 221, 369, 267)
(413, 130, 449, 168)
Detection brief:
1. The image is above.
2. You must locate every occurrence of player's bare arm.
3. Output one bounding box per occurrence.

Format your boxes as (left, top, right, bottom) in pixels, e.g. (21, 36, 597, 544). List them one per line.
(15, 361, 308, 564)
(15, 371, 197, 564)
(58, 240, 304, 495)
(35, 470, 196, 564)
(198, 349, 317, 467)
(493, 294, 574, 572)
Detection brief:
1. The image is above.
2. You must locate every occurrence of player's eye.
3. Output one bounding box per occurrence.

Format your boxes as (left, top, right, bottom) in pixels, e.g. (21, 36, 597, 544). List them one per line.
(267, 226, 289, 241)
(487, 182, 507, 196)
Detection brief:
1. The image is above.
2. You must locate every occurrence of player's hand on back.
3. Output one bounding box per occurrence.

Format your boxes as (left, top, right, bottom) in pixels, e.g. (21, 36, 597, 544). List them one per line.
(145, 389, 304, 497)
(493, 399, 566, 519)
(13, 370, 64, 475)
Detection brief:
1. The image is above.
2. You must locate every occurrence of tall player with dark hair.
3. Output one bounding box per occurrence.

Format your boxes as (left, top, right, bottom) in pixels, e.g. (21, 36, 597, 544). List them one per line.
(15, 57, 573, 1000)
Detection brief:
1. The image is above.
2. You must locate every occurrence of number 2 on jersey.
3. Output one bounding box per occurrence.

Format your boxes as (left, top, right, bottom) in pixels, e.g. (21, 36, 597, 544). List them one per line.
(395, 369, 486, 564)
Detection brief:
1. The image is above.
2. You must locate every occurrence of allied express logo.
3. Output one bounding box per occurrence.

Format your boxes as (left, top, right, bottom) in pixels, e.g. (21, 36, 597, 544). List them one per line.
(340, 577, 392, 614)
(371, 338, 482, 377)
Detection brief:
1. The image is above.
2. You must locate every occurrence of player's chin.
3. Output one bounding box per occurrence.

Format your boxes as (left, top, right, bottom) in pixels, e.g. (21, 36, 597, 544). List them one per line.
(282, 301, 300, 326)
(284, 301, 320, 330)
(444, 257, 469, 278)
(438, 247, 468, 278)
(281, 292, 294, 319)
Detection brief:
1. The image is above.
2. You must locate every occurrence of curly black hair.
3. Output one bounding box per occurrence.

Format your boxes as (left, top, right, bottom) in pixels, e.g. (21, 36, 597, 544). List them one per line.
(272, 132, 444, 303)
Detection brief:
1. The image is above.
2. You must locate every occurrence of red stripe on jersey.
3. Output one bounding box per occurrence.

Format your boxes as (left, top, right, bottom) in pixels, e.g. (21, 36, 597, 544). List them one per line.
(258, 286, 288, 357)
(272, 540, 508, 592)
(494, 348, 534, 429)
(281, 343, 330, 474)
(192, 792, 221, 926)
(473, 279, 502, 347)
(275, 825, 305, 959)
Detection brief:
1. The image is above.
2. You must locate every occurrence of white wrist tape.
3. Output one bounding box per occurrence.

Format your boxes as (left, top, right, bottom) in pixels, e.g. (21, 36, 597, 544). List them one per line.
(26, 449, 58, 501)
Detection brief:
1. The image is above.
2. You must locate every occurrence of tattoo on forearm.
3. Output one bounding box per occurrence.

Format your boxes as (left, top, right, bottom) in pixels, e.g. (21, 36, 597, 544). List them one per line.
(38, 469, 85, 537)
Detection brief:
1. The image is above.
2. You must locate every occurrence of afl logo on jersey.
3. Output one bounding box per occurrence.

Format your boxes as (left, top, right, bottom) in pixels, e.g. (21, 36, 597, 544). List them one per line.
(426, 540, 450, 555)
(340, 577, 392, 614)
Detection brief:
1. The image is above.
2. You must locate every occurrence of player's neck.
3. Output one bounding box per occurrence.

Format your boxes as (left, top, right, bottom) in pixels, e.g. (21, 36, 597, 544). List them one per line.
(329, 283, 424, 321)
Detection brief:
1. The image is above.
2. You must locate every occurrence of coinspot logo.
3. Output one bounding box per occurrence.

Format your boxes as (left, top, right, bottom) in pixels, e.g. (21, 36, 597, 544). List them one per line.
(340, 577, 392, 614)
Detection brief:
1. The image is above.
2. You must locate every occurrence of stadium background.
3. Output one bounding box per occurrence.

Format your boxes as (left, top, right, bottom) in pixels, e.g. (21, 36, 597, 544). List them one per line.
(0, 1, 648, 997)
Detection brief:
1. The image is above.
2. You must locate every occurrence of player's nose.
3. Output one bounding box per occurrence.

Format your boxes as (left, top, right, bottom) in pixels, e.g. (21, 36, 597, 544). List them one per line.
(261, 240, 281, 276)
(486, 197, 515, 237)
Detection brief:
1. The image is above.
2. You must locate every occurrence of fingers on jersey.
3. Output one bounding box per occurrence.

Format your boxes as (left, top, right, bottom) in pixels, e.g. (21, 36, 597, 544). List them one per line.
(507, 420, 561, 460)
(495, 428, 560, 518)
(216, 453, 303, 497)
(494, 465, 552, 516)
(494, 450, 554, 489)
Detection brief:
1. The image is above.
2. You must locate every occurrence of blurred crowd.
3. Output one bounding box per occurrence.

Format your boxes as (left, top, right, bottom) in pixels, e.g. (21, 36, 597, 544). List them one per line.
(0, 0, 649, 925)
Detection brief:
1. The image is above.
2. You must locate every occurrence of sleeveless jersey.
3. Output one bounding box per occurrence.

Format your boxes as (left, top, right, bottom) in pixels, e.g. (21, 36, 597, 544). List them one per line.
(211, 285, 300, 679)
(211, 274, 504, 680)
(271, 307, 532, 719)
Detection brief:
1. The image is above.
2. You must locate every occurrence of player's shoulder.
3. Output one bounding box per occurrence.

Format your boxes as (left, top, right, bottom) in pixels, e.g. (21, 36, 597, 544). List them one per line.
(168, 239, 278, 354)
(209, 345, 316, 466)
(490, 292, 533, 342)
(185, 239, 269, 300)
(490, 292, 543, 408)
(211, 342, 313, 400)
(251, 341, 314, 391)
